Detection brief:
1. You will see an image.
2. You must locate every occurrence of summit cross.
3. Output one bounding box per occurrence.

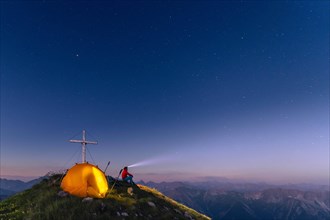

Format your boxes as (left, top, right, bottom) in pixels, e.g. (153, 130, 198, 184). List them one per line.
(69, 130, 98, 163)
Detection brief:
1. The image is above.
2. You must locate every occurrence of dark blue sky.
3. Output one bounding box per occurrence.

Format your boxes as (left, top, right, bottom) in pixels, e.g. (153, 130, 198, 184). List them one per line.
(1, 1, 329, 184)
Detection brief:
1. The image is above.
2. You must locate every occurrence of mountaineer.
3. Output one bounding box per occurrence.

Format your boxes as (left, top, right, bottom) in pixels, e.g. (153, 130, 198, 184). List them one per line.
(122, 166, 134, 184)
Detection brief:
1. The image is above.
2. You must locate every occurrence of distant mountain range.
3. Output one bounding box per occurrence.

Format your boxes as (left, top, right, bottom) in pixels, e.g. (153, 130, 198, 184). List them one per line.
(142, 181, 330, 220)
(0, 177, 44, 200)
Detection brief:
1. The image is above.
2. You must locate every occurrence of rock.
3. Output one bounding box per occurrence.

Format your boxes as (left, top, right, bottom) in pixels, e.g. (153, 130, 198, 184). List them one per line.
(121, 212, 129, 216)
(147, 201, 156, 207)
(184, 211, 194, 220)
(174, 209, 182, 214)
(82, 197, 93, 202)
(127, 187, 134, 196)
(57, 191, 68, 197)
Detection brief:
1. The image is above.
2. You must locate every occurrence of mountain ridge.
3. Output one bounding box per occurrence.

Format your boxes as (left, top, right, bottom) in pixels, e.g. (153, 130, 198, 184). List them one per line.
(0, 175, 210, 220)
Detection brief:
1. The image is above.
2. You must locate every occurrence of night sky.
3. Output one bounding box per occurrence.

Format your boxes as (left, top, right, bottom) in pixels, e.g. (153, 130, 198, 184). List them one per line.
(1, 1, 329, 184)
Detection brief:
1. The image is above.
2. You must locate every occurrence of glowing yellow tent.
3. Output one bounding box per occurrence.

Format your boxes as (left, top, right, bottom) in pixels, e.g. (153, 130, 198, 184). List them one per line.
(61, 163, 108, 198)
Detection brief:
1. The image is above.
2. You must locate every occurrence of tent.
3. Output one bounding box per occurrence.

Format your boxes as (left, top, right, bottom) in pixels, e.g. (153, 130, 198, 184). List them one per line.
(61, 163, 108, 198)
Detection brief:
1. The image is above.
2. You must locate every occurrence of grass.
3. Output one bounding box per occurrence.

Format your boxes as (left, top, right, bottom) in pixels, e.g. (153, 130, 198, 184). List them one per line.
(138, 185, 210, 220)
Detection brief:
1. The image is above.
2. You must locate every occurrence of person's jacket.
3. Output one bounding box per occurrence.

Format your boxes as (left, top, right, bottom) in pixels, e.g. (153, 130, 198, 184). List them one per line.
(122, 169, 133, 179)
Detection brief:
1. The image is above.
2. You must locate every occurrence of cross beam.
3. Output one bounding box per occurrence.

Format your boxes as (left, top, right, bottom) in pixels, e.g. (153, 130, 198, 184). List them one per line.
(69, 130, 97, 163)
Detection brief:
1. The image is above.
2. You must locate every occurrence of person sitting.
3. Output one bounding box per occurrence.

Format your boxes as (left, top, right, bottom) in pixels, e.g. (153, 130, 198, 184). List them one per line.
(121, 166, 134, 184)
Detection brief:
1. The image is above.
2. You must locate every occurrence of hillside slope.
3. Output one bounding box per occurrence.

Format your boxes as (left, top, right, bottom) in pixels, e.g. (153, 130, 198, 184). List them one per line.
(0, 175, 210, 220)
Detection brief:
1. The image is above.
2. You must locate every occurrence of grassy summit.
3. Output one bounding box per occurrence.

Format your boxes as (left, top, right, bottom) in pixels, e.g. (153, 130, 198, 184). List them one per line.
(0, 175, 210, 220)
